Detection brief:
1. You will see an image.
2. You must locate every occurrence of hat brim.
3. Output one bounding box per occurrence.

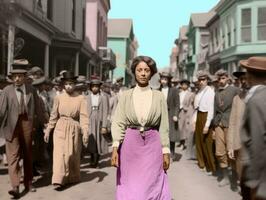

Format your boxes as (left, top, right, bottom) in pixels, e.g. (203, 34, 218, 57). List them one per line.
(233, 71, 246, 78)
(240, 60, 266, 72)
(10, 69, 27, 74)
(61, 77, 78, 82)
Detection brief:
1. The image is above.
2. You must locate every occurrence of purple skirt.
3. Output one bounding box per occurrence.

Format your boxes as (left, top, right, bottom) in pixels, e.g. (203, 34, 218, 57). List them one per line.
(116, 128, 171, 200)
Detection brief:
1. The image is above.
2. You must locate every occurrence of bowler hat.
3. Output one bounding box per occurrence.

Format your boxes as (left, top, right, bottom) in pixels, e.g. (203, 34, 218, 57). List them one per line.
(180, 79, 190, 85)
(240, 57, 266, 72)
(233, 71, 246, 79)
(61, 71, 78, 82)
(10, 59, 30, 74)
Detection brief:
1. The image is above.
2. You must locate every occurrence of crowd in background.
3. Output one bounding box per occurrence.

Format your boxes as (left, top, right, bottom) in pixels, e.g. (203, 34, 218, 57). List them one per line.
(1, 56, 266, 200)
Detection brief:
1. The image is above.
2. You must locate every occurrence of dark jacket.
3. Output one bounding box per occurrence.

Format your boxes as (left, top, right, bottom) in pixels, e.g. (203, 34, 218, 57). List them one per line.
(241, 86, 266, 199)
(213, 85, 239, 127)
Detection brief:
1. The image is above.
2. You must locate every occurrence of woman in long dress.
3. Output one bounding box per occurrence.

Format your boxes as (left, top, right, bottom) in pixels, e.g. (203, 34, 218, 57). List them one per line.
(44, 71, 89, 188)
(111, 56, 171, 200)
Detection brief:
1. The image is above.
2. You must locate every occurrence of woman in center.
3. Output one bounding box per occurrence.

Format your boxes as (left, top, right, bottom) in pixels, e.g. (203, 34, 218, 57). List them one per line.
(111, 56, 171, 200)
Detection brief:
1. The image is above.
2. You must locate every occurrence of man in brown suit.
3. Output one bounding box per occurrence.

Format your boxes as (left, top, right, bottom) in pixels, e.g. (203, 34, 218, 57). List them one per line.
(0, 59, 45, 198)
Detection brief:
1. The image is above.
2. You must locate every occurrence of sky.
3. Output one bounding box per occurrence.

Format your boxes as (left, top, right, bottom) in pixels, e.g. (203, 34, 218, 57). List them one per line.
(109, 0, 220, 69)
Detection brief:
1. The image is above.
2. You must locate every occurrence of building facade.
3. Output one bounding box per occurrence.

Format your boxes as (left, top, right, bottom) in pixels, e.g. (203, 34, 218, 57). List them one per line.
(108, 18, 138, 86)
(176, 26, 188, 79)
(186, 12, 215, 81)
(0, 0, 115, 79)
(216, 0, 266, 74)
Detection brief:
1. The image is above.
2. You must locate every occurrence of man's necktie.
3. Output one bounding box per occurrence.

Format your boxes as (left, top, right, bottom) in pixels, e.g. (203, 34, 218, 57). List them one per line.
(17, 88, 26, 115)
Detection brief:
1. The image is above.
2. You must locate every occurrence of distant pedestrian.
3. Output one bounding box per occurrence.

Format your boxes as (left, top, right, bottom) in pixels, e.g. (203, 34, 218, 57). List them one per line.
(44, 71, 89, 189)
(178, 79, 195, 152)
(111, 56, 171, 200)
(159, 72, 180, 161)
(193, 70, 216, 174)
(240, 57, 266, 200)
(87, 79, 109, 168)
(213, 69, 239, 187)
(0, 59, 46, 198)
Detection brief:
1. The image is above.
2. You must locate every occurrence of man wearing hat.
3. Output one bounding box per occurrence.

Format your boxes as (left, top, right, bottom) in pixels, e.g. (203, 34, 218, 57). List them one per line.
(213, 69, 239, 187)
(0, 59, 45, 198)
(193, 70, 216, 174)
(87, 78, 109, 167)
(29, 66, 44, 80)
(226, 70, 248, 192)
(239, 57, 266, 200)
(159, 71, 180, 161)
(178, 79, 195, 152)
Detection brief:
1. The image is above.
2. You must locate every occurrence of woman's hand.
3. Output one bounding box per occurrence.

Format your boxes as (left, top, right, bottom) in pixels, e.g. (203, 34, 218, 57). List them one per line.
(44, 130, 50, 143)
(111, 147, 119, 168)
(163, 154, 170, 171)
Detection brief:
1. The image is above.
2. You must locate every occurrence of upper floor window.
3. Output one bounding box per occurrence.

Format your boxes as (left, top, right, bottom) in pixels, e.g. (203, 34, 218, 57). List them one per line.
(258, 7, 266, 41)
(36, 0, 52, 21)
(241, 8, 252, 43)
(72, 0, 76, 32)
(227, 16, 231, 47)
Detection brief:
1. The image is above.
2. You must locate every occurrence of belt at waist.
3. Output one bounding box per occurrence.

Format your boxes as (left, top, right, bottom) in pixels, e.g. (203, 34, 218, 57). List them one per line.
(59, 116, 79, 123)
(127, 125, 159, 133)
(91, 106, 99, 110)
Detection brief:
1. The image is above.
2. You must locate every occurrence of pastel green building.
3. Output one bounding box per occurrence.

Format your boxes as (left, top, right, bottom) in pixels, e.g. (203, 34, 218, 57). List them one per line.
(107, 19, 138, 86)
(217, 0, 266, 74)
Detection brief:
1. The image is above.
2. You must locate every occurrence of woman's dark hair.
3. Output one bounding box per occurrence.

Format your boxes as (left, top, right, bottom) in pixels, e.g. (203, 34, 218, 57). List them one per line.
(131, 56, 158, 76)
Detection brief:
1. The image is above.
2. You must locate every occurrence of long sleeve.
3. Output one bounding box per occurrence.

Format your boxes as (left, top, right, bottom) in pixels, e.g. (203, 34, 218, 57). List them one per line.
(46, 95, 60, 131)
(205, 88, 215, 128)
(111, 93, 127, 148)
(101, 95, 109, 128)
(79, 97, 89, 136)
(0, 89, 8, 125)
(159, 93, 170, 154)
(227, 96, 238, 151)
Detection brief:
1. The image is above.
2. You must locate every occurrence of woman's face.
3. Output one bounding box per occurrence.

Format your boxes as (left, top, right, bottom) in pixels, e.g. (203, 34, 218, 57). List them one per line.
(64, 80, 76, 94)
(135, 61, 152, 87)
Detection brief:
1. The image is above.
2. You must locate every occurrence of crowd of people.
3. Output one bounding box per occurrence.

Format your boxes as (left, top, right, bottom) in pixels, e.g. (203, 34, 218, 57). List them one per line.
(0, 55, 266, 200)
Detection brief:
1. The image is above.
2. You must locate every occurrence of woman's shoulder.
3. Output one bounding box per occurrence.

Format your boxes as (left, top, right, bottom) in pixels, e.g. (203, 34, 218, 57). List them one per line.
(152, 89, 164, 99)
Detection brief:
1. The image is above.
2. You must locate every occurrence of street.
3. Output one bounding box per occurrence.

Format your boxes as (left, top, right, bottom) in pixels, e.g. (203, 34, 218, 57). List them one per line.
(0, 149, 241, 200)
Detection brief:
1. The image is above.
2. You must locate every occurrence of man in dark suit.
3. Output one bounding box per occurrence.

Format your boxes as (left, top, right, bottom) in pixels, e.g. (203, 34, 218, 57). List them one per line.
(213, 69, 239, 187)
(240, 57, 266, 200)
(0, 59, 45, 198)
(159, 72, 180, 161)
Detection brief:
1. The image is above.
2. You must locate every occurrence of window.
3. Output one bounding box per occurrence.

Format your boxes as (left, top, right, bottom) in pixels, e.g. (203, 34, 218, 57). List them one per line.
(227, 16, 231, 47)
(241, 8, 252, 43)
(72, 0, 76, 32)
(258, 7, 266, 41)
(47, 0, 52, 20)
(82, 8, 86, 40)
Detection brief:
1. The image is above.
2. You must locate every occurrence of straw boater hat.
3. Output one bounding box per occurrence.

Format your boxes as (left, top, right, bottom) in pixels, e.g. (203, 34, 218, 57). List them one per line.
(159, 72, 173, 79)
(10, 59, 30, 74)
(240, 57, 266, 72)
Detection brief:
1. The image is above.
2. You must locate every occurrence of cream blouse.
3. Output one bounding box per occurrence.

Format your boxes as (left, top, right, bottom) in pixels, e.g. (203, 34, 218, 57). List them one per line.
(111, 86, 170, 154)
